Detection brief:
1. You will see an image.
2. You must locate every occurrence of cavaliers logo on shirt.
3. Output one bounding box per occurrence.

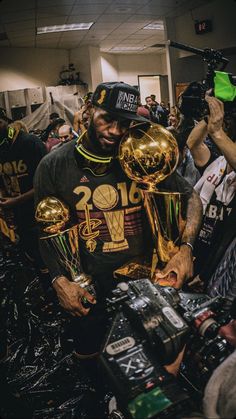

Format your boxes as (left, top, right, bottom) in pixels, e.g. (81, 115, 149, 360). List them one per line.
(74, 181, 142, 253)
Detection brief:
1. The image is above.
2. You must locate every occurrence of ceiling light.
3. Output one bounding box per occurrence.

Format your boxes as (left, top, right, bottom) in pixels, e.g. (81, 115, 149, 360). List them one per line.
(110, 46, 145, 51)
(143, 22, 164, 30)
(37, 23, 94, 34)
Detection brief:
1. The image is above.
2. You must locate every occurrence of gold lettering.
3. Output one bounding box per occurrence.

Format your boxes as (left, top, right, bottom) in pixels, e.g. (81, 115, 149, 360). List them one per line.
(74, 185, 93, 211)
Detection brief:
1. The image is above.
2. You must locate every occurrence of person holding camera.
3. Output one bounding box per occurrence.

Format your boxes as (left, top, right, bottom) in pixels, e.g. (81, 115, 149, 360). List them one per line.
(34, 81, 202, 357)
(187, 96, 236, 305)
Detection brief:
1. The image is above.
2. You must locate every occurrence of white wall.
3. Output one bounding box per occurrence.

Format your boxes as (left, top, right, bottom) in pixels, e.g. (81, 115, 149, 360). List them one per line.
(139, 76, 161, 104)
(89, 47, 103, 89)
(101, 53, 166, 86)
(0, 47, 69, 91)
(116, 53, 166, 86)
(70, 46, 92, 89)
(101, 53, 119, 82)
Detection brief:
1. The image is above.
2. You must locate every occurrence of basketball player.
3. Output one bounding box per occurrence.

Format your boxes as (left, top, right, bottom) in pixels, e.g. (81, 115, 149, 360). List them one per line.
(34, 82, 202, 357)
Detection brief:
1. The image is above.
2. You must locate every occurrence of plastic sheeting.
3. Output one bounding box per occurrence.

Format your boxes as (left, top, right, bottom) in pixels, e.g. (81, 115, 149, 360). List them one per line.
(21, 86, 86, 131)
(0, 241, 110, 419)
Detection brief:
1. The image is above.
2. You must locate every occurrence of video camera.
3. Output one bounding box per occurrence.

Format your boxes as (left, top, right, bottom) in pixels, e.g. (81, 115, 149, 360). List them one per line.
(100, 278, 233, 419)
(169, 41, 236, 118)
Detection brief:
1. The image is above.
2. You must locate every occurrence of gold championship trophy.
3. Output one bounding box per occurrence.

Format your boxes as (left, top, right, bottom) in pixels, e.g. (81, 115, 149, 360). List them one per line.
(35, 197, 95, 307)
(118, 123, 188, 286)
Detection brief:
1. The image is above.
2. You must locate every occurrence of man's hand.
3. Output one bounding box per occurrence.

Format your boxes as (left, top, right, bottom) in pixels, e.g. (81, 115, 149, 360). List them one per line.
(205, 95, 224, 138)
(52, 276, 96, 316)
(154, 246, 193, 289)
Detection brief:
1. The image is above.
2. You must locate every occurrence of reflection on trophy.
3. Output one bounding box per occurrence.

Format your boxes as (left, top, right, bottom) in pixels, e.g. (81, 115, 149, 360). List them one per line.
(35, 196, 95, 305)
(119, 124, 187, 283)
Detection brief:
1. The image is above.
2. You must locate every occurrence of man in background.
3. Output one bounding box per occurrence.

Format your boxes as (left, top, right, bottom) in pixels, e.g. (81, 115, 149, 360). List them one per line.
(0, 109, 49, 286)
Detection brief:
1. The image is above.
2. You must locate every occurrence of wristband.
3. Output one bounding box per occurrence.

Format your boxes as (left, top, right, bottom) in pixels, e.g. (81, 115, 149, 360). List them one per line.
(180, 241, 194, 252)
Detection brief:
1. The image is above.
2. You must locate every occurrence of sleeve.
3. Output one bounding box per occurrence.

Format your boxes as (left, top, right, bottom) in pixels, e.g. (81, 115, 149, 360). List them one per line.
(34, 156, 66, 280)
(27, 135, 48, 178)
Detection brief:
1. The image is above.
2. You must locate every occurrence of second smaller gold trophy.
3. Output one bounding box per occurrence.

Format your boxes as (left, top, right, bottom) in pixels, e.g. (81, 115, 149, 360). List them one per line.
(35, 196, 95, 307)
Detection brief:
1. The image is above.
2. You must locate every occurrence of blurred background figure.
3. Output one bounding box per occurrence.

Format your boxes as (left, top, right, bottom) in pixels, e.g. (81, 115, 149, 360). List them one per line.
(145, 95, 168, 127)
(45, 117, 65, 152)
(73, 92, 93, 134)
(11, 120, 29, 134)
(168, 105, 183, 129)
(50, 124, 76, 151)
(41, 112, 60, 143)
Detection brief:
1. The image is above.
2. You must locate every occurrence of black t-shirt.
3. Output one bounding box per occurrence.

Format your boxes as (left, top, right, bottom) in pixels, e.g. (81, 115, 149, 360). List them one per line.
(0, 131, 47, 228)
(194, 190, 236, 276)
(34, 139, 193, 284)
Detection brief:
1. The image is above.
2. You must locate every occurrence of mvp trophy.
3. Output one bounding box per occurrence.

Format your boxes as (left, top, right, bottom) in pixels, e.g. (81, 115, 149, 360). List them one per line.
(118, 123, 188, 285)
(35, 196, 95, 306)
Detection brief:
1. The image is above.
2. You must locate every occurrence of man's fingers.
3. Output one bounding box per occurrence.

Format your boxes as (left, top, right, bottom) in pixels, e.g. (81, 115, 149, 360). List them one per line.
(79, 287, 96, 304)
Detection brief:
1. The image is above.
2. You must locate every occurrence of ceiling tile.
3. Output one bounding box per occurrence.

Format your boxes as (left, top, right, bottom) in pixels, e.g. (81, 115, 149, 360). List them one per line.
(36, 17, 68, 26)
(0, 0, 34, 12)
(72, 0, 112, 3)
(0, 40, 11, 47)
(11, 39, 35, 47)
(36, 0, 75, 6)
(7, 29, 35, 39)
(71, 5, 108, 14)
(0, 0, 215, 53)
(66, 15, 100, 24)
(36, 6, 74, 18)
(96, 14, 132, 23)
(2, 10, 35, 23)
(4, 20, 35, 32)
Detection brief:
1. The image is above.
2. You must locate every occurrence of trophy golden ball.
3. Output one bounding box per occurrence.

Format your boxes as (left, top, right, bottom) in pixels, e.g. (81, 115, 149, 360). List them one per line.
(119, 124, 179, 190)
(35, 196, 70, 234)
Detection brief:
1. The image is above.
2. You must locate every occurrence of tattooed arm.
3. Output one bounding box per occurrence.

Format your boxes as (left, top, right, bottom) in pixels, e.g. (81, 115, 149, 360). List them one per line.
(155, 189, 203, 288)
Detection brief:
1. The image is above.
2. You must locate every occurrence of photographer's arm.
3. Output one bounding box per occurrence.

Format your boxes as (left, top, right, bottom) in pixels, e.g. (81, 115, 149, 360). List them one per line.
(206, 96, 236, 170)
(187, 119, 210, 167)
(155, 189, 203, 288)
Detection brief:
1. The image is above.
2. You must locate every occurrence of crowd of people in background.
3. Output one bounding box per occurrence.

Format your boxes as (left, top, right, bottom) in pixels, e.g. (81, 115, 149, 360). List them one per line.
(1, 86, 236, 302)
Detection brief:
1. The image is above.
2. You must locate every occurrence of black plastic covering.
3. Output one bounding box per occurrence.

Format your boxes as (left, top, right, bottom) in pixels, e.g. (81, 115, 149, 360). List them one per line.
(0, 240, 111, 418)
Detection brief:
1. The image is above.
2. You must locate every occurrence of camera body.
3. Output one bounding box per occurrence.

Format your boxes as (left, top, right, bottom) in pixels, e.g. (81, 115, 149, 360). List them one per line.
(100, 278, 232, 419)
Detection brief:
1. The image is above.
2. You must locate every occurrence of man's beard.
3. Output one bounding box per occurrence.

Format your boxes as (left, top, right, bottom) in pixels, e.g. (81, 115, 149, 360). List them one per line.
(87, 118, 120, 157)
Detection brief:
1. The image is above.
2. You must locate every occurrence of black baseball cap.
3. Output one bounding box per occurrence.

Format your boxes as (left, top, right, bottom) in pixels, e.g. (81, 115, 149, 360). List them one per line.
(91, 82, 150, 123)
(0, 108, 12, 123)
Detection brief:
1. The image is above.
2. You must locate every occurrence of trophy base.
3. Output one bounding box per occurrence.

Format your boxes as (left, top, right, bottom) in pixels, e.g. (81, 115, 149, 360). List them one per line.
(73, 273, 92, 288)
(103, 239, 128, 252)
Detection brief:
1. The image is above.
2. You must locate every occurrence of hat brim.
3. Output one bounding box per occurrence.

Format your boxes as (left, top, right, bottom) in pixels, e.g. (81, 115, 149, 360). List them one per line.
(96, 105, 150, 125)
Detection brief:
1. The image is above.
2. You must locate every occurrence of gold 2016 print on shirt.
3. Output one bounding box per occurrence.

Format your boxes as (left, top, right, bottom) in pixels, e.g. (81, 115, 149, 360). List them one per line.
(74, 181, 142, 253)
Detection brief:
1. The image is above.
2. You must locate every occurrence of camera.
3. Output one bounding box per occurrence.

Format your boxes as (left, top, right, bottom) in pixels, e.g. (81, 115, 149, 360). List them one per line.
(169, 41, 236, 119)
(99, 278, 233, 419)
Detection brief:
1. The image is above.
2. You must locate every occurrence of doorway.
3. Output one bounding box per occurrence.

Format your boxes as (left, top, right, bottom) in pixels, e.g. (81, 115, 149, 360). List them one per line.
(138, 75, 160, 105)
(138, 75, 169, 106)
